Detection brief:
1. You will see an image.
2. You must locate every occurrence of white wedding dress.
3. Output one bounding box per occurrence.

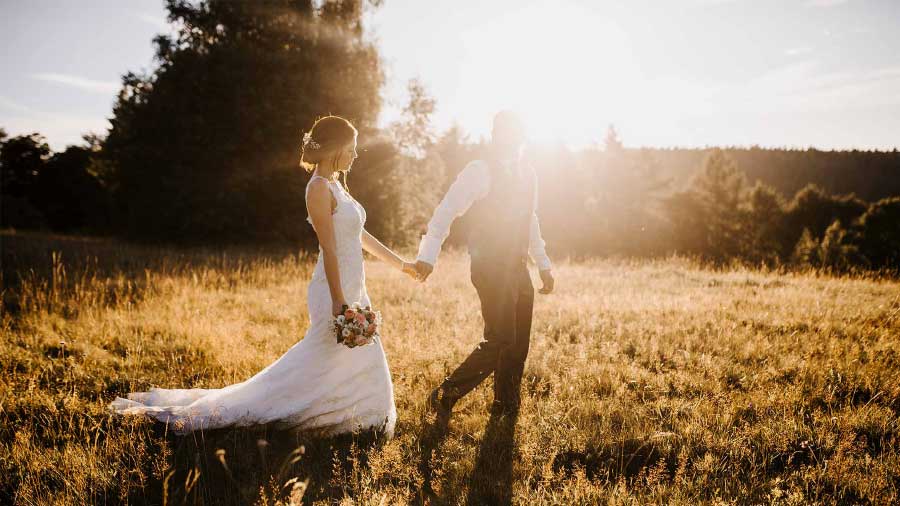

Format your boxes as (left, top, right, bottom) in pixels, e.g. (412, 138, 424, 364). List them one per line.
(109, 175, 397, 438)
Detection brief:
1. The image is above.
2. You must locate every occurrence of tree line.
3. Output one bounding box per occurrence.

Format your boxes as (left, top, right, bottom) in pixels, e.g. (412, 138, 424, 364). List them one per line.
(2, 0, 898, 274)
(428, 128, 900, 274)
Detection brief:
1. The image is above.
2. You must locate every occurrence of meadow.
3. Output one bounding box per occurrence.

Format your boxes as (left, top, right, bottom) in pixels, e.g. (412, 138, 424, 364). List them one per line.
(1, 230, 899, 505)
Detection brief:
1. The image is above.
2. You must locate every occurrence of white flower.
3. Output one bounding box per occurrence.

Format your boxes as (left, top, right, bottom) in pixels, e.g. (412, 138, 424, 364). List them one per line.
(302, 132, 321, 150)
(336, 315, 345, 323)
(342, 328, 351, 337)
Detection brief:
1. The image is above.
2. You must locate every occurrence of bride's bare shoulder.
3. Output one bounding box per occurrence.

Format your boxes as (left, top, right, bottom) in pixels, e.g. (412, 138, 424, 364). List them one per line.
(306, 178, 331, 202)
(306, 177, 339, 217)
(307, 175, 329, 188)
(452, 159, 489, 185)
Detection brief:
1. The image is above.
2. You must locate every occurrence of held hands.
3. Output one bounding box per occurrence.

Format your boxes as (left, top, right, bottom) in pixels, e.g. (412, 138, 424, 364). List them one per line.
(412, 261, 434, 282)
(538, 269, 555, 295)
(400, 260, 432, 282)
(403, 258, 548, 291)
(401, 260, 433, 282)
(401, 261, 419, 280)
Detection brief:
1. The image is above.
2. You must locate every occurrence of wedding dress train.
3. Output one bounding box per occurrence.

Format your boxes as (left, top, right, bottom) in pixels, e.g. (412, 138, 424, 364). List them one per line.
(109, 175, 397, 437)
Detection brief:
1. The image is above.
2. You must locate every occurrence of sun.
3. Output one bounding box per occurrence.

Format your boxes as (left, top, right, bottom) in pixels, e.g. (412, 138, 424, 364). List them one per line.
(454, 1, 640, 147)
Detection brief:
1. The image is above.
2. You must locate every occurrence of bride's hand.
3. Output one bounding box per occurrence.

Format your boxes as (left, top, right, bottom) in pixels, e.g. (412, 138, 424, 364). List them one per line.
(401, 261, 419, 280)
(332, 300, 348, 317)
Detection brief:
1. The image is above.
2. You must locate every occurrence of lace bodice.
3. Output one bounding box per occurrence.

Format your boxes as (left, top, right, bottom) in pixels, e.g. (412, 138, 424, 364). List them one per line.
(304, 175, 366, 248)
(304, 174, 370, 325)
(305, 175, 366, 258)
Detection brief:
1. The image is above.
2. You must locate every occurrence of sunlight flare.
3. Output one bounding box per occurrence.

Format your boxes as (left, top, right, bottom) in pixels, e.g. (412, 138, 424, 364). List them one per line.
(456, 2, 641, 145)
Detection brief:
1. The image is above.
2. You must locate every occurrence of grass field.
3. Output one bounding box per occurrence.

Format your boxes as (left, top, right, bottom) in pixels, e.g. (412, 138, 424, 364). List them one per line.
(2, 230, 899, 505)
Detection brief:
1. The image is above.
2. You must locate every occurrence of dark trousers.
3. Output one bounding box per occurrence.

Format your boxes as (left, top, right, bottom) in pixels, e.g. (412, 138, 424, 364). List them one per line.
(440, 256, 535, 406)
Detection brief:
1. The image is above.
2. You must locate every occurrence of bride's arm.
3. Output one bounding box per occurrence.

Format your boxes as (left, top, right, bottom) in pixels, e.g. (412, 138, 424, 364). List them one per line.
(361, 228, 416, 275)
(307, 180, 347, 315)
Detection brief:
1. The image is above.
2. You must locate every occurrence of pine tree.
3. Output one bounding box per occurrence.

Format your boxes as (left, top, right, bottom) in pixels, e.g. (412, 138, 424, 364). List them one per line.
(390, 79, 437, 159)
(743, 181, 786, 264)
(0, 133, 50, 229)
(357, 79, 445, 245)
(853, 197, 900, 271)
(101, 0, 385, 243)
(664, 149, 748, 262)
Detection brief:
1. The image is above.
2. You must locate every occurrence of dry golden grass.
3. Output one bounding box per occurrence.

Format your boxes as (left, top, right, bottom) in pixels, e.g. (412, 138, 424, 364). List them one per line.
(2, 230, 899, 505)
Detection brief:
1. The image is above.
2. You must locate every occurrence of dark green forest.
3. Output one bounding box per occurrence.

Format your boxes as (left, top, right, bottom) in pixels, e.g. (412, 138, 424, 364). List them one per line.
(2, 0, 899, 274)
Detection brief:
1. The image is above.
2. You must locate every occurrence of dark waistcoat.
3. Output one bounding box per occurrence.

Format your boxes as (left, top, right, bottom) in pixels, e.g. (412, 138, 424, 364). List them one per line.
(463, 159, 535, 269)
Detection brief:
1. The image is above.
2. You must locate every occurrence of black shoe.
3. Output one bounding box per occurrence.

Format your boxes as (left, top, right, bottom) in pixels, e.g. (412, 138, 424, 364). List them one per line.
(427, 386, 457, 425)
(489, 399, 520, 418)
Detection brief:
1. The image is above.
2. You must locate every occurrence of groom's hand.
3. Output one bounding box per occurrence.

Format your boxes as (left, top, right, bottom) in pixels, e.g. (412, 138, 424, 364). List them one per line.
(401, 261, 419, 280)
(414, 261, 434, 282)
(538, 269, 554, 294)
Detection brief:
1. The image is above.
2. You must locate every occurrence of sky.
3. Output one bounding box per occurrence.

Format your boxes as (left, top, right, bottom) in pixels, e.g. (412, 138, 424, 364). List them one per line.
(2, 0, 899, 151)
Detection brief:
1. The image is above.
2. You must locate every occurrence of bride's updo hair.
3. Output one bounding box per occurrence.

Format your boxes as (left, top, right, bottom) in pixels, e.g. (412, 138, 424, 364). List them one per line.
(299, 115, 358, 173)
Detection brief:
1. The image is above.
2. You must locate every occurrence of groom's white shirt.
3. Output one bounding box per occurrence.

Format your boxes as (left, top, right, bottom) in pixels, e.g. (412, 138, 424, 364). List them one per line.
(416, 158, 553, 271)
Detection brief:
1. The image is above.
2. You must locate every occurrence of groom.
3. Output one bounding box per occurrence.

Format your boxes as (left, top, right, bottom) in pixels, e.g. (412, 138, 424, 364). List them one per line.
(413, 110, 554, 421)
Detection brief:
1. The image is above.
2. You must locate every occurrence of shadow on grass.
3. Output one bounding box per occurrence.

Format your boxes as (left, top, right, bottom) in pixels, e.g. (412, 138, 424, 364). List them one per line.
(138, 420, 387, 505)
(416, 408, 520, 506)
(550, 437, 673, 484)
(464, 409, 519, 506)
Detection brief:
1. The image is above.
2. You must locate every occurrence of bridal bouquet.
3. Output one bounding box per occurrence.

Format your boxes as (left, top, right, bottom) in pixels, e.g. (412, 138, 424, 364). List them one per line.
(334, 303, 381, 348)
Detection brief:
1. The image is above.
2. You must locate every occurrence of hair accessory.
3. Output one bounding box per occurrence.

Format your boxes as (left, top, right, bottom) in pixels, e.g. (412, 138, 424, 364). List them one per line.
(302, 132, 321, 150)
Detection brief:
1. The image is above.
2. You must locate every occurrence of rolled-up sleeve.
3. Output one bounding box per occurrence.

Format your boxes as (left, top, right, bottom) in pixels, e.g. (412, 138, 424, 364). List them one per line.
(527, 171, 552, 271)
(529, 214, 552, 271)
(416, 161, 490, 266)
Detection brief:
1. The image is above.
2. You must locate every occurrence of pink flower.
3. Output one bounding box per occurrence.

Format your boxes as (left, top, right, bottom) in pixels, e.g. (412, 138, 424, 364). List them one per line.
(366, 323, 376, 334)
(344, 309, 354, 319)
(355, 314, 367, 325)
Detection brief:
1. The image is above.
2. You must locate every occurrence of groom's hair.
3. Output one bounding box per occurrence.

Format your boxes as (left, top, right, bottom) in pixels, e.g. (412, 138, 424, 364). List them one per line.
(300, 115, 358, 172)
(491, 110, 526, 147)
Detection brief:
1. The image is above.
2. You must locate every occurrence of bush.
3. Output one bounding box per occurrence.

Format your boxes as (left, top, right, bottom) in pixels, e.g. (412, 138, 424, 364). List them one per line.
(853, 197, 900, 271)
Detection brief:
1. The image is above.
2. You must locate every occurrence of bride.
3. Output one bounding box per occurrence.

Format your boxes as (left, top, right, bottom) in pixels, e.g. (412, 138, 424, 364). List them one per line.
(109, 115, 416, 438)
